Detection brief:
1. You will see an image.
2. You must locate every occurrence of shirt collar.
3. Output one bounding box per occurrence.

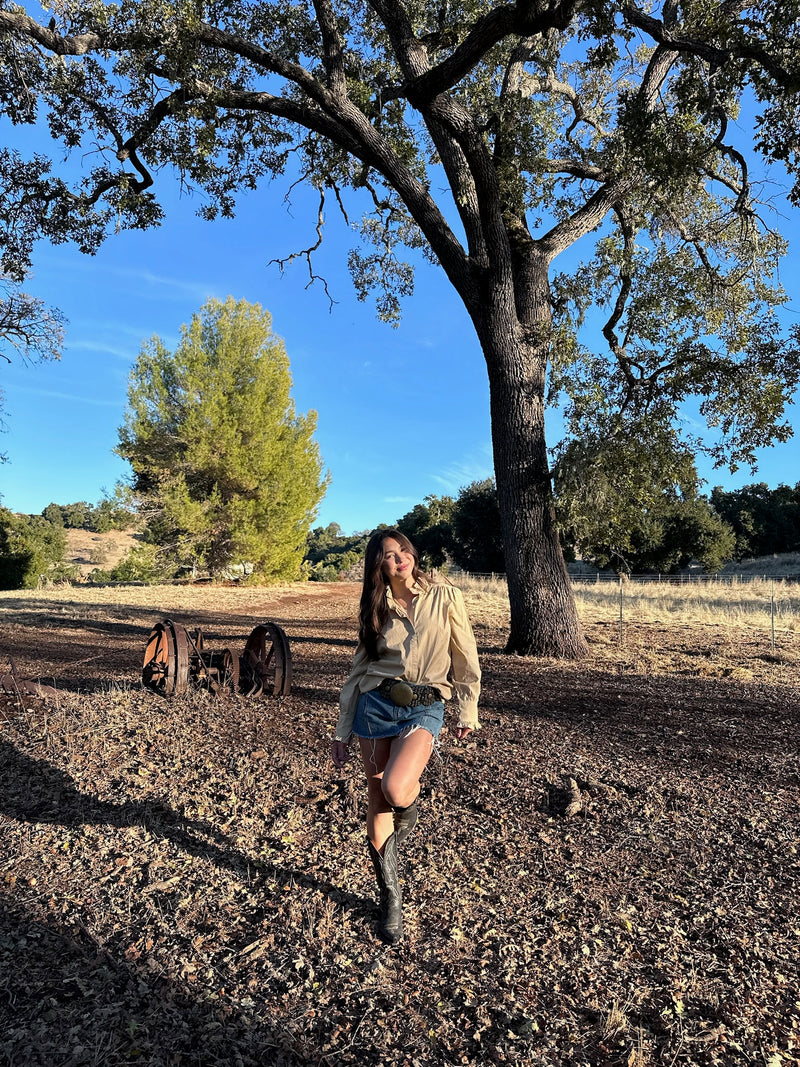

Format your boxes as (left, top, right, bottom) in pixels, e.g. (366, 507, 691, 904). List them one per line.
(386, 575, 428, 607)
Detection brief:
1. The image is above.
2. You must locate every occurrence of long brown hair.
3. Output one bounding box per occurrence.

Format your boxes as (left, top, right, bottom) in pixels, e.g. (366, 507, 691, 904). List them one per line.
(359, 528, 421, 659)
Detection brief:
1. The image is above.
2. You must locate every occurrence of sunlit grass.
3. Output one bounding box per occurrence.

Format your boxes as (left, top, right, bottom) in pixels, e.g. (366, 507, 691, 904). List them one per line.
(2, 569, 798, 635)
(574, 577, 800, 632)
(452, 573, 510, 628)
(454, 572, 800, 633)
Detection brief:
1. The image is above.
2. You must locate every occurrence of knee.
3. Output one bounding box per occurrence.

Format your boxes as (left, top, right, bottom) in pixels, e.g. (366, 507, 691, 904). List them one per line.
(381, 779, 416, 809)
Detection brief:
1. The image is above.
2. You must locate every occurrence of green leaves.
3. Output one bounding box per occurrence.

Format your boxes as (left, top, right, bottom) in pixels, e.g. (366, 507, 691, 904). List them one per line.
(551, 415, 736, 573)
(550, 173, 798, 478)
(0, 506, 69, 588)
(117, 296, 328, 579)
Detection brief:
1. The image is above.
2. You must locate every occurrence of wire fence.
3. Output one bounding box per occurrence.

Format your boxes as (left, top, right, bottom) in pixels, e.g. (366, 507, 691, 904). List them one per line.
(604, 577, 798, 652)
(454, 570, 800, 653)
(571, 572, 800, 585)
(457, 570, 800, 585)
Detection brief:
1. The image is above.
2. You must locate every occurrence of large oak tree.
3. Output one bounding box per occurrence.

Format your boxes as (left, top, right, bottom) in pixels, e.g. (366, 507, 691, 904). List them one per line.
(2, 0, 800, 654)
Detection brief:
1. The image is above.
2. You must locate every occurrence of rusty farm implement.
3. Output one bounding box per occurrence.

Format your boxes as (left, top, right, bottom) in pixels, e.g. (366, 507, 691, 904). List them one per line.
(142, 619, 292, 698)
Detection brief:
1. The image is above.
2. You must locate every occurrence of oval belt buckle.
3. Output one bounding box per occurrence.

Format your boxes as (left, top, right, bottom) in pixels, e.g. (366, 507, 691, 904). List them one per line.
(389, 681, 415, 707)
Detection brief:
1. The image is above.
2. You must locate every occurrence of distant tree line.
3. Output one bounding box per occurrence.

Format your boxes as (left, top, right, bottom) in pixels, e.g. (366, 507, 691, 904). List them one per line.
(709, 484, 800, 562)
(303, 481, 506, 580)
(396, 482, 506, 574)
(304, 524, 374, 582)
(3, 478, 798, 590)
(0, 494, 138, 589)
(41, 498, 138, 533)
(307, 479, 800, 582)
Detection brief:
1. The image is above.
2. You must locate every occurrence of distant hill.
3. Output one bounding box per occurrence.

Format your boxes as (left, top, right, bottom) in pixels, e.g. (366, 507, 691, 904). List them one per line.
(64, 528, 141, 578)
(719, 552, 800, 577)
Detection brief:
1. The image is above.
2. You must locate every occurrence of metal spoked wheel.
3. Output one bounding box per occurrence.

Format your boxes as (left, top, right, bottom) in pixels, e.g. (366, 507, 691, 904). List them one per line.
(143, 618, 290, 698)
(241, 622, 292, 696)
(142, 619, 190, 696)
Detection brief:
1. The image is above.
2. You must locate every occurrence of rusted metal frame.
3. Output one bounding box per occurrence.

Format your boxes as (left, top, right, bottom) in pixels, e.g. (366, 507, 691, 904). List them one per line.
(143, 618, 291, 698)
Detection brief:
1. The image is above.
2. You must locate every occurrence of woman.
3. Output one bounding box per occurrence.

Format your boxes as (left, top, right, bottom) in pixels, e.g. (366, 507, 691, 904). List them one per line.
(331, 528, 481, 943)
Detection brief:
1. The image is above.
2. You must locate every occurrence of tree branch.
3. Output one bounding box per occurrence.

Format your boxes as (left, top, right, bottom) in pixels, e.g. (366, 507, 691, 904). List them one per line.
(539, 45, 675, 258)
(0, 9, 106, 54)
(66, 87, 172, 196)
(621, 2, 800, 91)
(188, 78, 470, 287)
(1, 6, 473, 294)
(269, 185, 337, 310)
(386, 0, 583, 107)
(0, 281, 65, 365)
(310, 0, 348, 97)
(363, 0, 491, 269)
(517, 72, 603, 136)
(602, 205, 638, 408)
(545, 159, 612, 181)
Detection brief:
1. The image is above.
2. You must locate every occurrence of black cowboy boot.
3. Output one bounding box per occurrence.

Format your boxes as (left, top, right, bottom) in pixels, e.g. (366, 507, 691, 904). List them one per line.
(368, 833, 403, 943)
(392, 798, 418, 846)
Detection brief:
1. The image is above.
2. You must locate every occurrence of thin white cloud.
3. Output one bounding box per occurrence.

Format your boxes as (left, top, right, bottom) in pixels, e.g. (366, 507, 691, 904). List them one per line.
(34, 250, 216, 305)
(6, 384, 122, 407)
(74, 322, 160, 340)
(429, 446, 494, 494)
(125, 267, 217, 303)
(67, 340, 137, 361)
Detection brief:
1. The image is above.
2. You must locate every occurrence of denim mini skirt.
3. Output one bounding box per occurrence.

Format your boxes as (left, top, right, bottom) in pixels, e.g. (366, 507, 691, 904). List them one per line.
(352, 688, 445, 740)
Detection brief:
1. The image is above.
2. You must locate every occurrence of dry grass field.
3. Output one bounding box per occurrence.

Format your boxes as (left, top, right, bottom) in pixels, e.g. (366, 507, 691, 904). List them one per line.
(62, 528, 142, 578)
(1, 579, 799, 1066)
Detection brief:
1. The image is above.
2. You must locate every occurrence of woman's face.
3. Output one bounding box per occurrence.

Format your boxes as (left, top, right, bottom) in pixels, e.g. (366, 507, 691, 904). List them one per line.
(380, 537, 415, 582)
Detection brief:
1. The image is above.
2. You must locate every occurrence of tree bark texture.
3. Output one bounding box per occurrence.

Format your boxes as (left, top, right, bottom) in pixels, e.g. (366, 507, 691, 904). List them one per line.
(468, 260, 589, 658)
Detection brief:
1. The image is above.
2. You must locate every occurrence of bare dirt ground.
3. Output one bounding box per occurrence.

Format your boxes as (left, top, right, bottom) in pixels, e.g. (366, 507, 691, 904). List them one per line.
(1, 583, 799, 1066)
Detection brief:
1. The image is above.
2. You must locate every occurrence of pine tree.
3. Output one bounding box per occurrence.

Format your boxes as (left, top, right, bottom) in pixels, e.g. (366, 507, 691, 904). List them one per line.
(117, 297, 328, 579)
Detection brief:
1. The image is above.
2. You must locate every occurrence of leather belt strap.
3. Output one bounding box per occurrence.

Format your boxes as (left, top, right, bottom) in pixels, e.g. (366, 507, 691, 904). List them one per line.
(378, 678, 442, 708)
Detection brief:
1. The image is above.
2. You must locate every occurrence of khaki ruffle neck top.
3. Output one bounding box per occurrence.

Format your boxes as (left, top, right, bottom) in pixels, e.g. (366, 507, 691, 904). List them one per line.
(335, 576, 481, 742)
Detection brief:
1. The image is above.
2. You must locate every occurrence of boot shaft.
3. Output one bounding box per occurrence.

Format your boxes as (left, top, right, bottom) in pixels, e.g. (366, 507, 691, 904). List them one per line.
(368, 834, 403, 943)
(392, 798, 419, 846)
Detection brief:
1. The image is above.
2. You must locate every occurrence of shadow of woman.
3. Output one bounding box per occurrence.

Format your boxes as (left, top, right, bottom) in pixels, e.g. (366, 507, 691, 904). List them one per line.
(0, 735, 365, 912)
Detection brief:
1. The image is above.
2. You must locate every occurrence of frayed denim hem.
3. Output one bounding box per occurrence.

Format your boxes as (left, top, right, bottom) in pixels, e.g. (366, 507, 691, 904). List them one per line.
(352, 689, 445, 741)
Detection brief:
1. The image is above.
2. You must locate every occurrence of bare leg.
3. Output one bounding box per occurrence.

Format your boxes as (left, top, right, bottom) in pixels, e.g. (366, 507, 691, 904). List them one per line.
(359, 729, 436, 851)
(381, 729, 435, 809)
(359, 737, 394, 851)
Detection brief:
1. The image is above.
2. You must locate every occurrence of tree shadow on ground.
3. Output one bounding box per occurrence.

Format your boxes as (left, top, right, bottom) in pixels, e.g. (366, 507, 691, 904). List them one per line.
(476, 658, 800, 783)
(0, 902, 319, 1067)
(0, 736, 367, 913)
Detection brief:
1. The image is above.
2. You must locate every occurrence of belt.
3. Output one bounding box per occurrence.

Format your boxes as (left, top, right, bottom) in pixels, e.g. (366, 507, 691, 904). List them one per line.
(378, 678, 443, 708)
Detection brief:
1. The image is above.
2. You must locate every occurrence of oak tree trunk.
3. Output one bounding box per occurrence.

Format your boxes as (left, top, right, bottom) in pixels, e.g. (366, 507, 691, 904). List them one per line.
(468, 256, 588, 658)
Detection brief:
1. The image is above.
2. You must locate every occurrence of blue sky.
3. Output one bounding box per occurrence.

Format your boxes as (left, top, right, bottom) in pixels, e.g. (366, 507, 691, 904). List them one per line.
(1, 122, 798, 535)
(1, 165, 498, 534)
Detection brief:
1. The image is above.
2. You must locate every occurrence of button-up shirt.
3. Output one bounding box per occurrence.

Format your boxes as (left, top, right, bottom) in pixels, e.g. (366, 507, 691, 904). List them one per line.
(335, 576, 481, 741)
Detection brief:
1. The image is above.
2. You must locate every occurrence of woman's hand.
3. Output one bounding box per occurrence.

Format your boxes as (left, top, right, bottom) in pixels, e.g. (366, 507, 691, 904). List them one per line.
(452, 726, 472, 740)
(331, 739, 351, 768)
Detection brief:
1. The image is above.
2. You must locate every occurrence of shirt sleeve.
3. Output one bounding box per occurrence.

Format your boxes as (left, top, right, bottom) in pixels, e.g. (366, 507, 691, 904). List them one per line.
(335, 642, 369, 742)
(447, 587, 481, 729)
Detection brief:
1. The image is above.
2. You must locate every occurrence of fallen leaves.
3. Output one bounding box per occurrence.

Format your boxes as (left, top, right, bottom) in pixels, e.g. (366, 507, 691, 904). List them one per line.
(1, 587, 799, 1065)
